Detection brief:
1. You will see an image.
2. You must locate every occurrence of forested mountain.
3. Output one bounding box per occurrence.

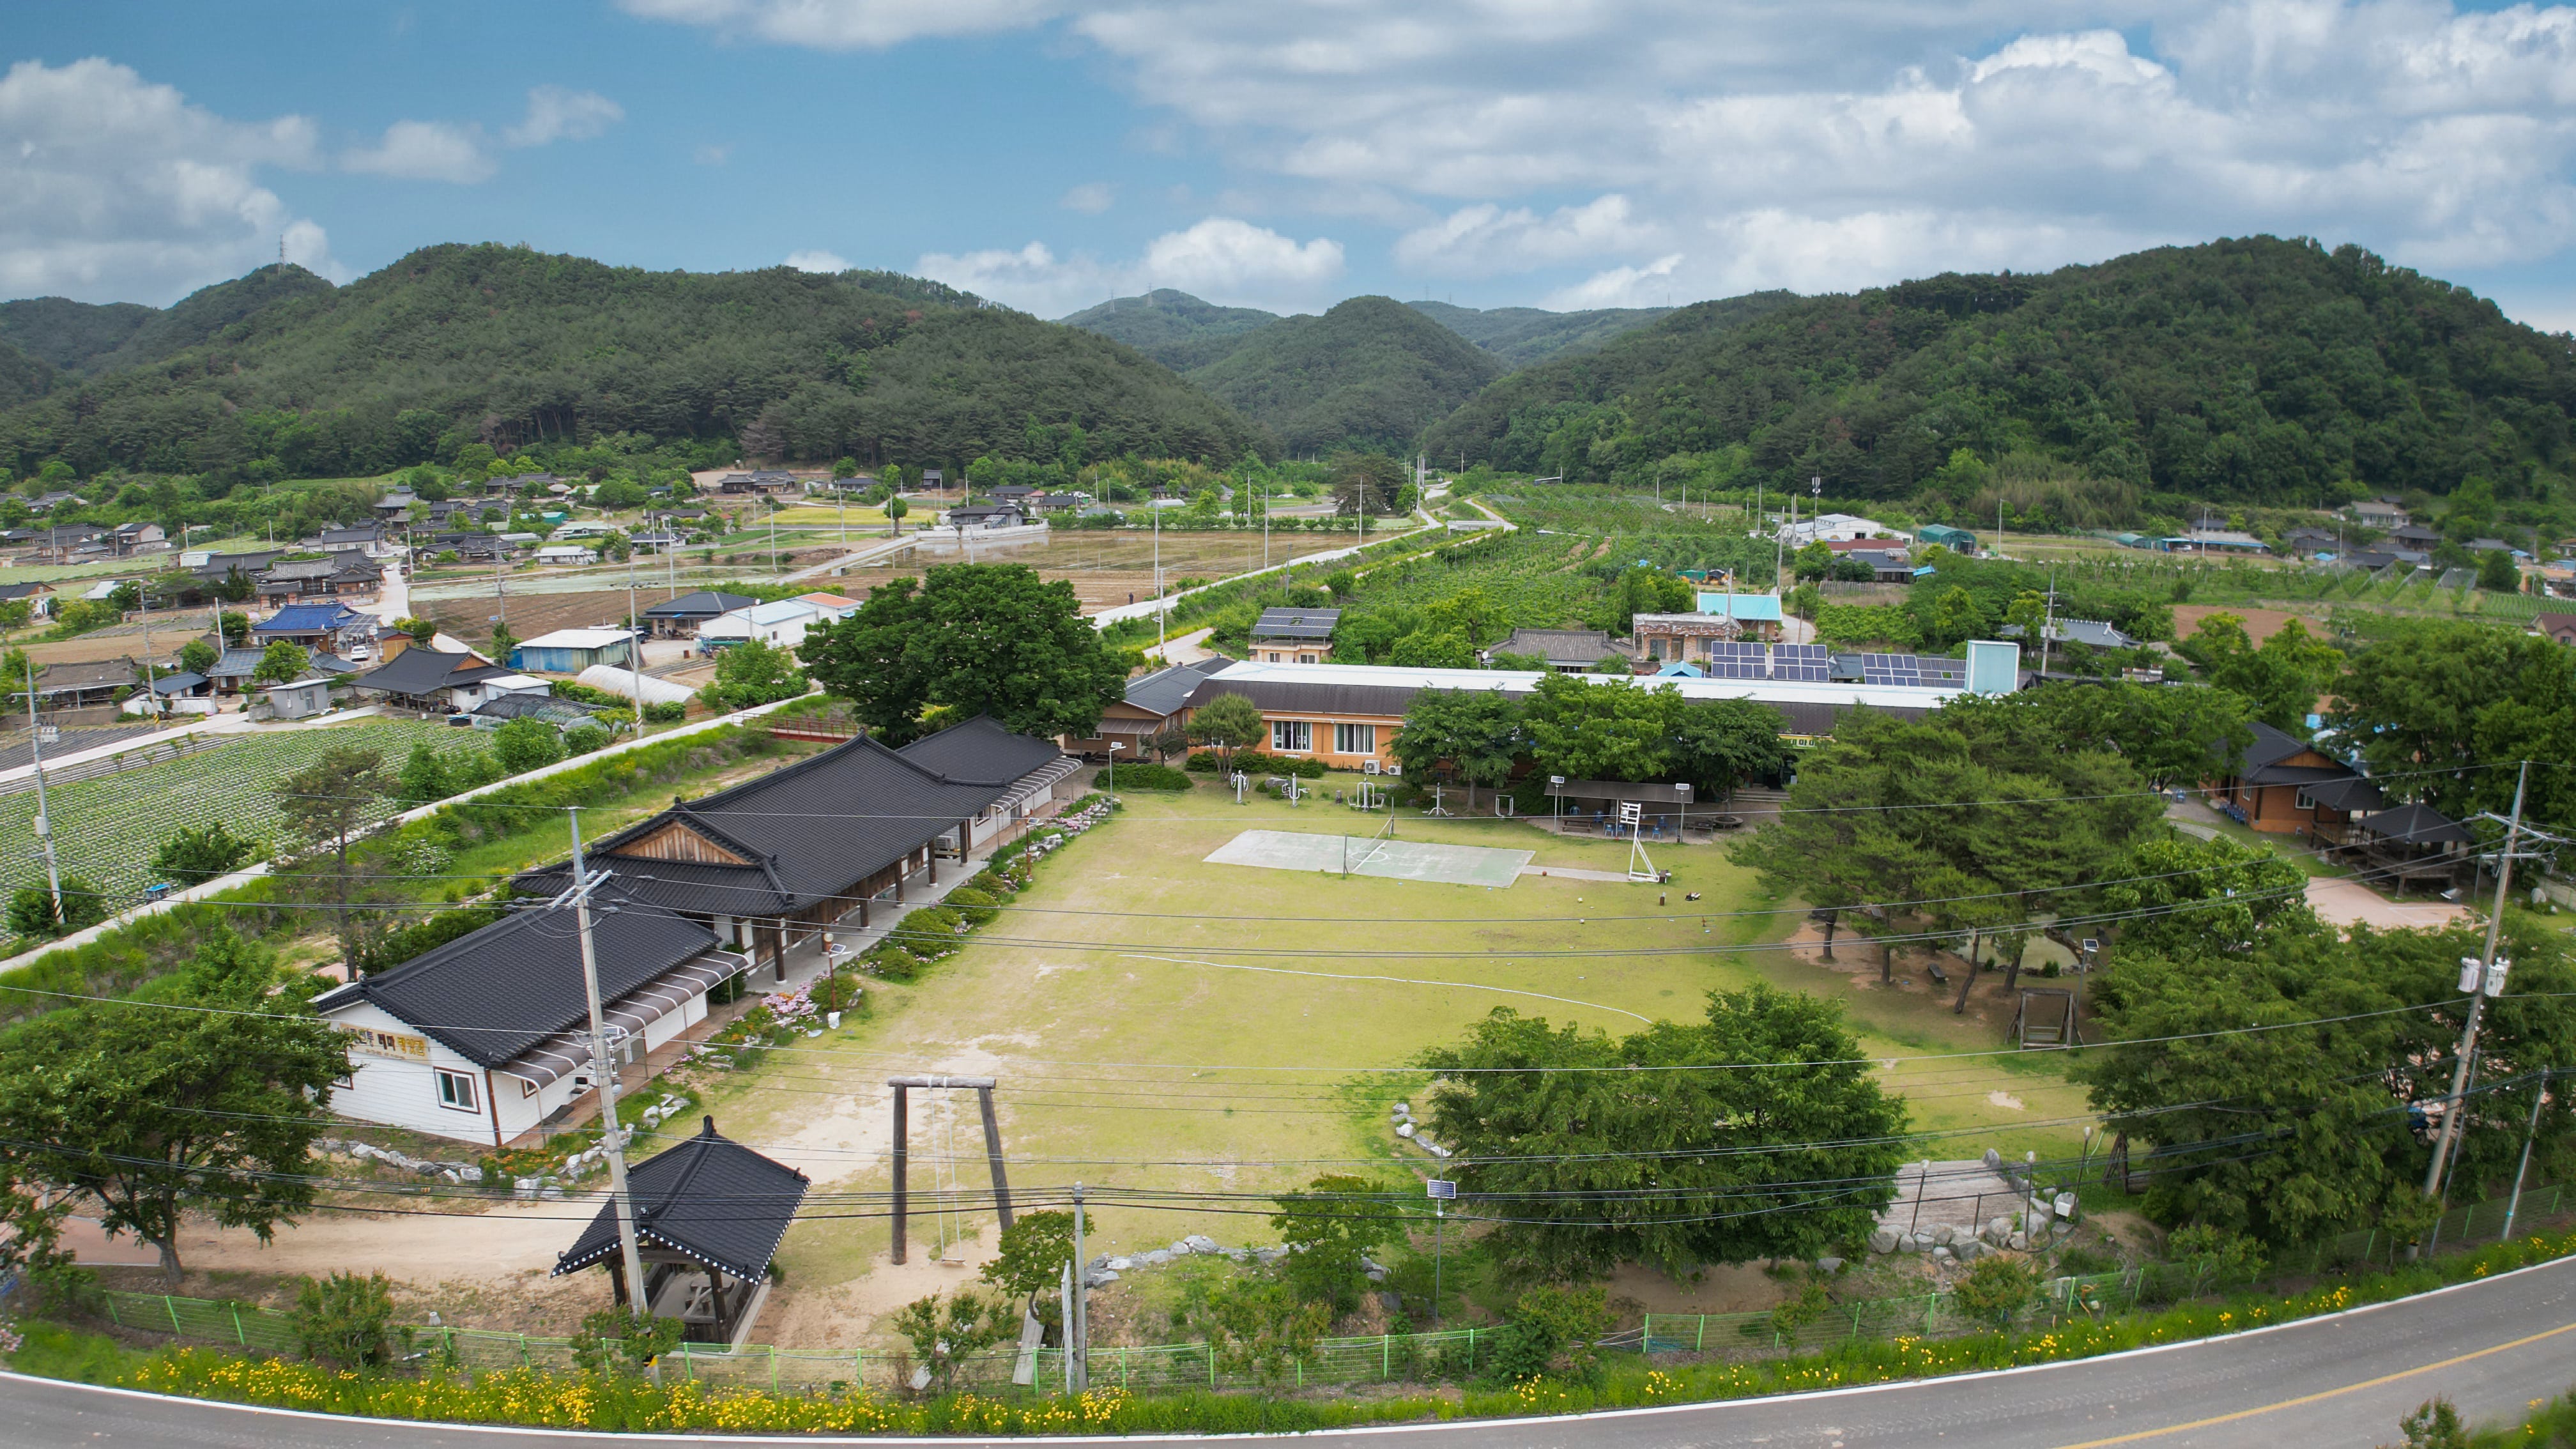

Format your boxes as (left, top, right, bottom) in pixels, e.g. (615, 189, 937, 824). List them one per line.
(0, 265, 335, 376)
(0, 341, 49, 411)
(1405, 300, 1679, 367)
(1185, 295, 1504, 456)
(1423, 238, 2576, 506)
(0, 245, 1266, 480)
(1058, 289, 1279, 371)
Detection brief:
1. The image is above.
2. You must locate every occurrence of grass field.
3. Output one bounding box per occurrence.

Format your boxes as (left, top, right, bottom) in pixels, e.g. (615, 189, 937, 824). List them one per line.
(697, 781, 2090, 1309)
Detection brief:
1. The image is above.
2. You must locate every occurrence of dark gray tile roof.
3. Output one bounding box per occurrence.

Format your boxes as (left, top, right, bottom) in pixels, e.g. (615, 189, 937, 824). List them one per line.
(2303, 774, 2385, 813)
(353, 648, 507, 697)
(894, 714, 1063, 782)
(1124, 657, 1233, 717)
(520, 722, 1055, 917)
(2357, 802, 2474, 846)
(314, 883, 721, 1067)
(552, 1119, 809, 1284)
(645, 590, 760, 620)
(1187, 675, 1425, 718)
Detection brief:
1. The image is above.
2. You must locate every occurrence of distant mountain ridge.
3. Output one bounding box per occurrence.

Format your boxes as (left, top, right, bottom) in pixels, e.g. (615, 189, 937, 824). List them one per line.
(0, 246, 1267, 478)
(1421, 236, 2572, 505)
(1057, 289, 1279, 372)
(1402, 300, 1676, 368)
(1184, 295, 1504, 456)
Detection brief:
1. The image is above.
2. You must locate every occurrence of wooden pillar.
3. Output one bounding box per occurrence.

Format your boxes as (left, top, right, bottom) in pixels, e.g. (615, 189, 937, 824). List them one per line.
(977, 1085, 1015, 1230)
(610, 1261, 630, 1308)
(768, 921, 785, 983)
(709, 1266, 728, 1346)
(889, 1084, 910, 1263)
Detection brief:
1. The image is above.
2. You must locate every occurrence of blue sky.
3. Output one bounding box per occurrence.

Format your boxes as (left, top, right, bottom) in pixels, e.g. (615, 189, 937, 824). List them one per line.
(6, 1, 2576, 328)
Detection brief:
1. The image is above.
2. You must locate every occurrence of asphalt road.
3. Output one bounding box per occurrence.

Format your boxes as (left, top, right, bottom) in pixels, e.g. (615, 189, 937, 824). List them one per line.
(8, 1257, 2573, 1447)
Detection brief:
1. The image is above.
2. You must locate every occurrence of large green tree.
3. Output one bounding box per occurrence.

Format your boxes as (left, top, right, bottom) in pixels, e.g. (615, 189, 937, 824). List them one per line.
(2329, 619, 2576, 833)
(0, 930, 348, 1282)
(698, 637, 807, 711)
(2082, 917, 2576, 1250)
(1389, 687, 1525, 804)
(2175, 613, 2344, 733)
(1420, 986, 1910, 1279)
(801, 564, 1129, 743)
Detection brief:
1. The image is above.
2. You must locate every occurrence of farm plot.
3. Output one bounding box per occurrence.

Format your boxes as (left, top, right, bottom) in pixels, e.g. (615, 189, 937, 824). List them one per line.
(0, 721, 491, 907)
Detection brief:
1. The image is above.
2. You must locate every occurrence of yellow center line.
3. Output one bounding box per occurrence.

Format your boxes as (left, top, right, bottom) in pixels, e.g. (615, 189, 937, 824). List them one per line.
(2051, 1318, 2576, 1447)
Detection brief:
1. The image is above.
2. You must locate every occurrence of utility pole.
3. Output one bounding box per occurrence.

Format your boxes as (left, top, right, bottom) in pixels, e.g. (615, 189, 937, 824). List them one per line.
(624, 551, 645, 723)
(2039, 565, 2056, 679)
(2503, 1067, 2550, 1241)
(563, 808, 651, 1321)
(1069, 1183, 1089, 1391)
(2425, 760, 2530, 1199)
(22, 658, 63, 927)
(1153, 500, 1164, 648)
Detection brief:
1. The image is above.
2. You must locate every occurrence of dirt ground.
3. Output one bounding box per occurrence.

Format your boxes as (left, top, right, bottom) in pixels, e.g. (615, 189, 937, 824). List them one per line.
(2172, 604, 2319, 641)
(2306, 877, 2472, 930)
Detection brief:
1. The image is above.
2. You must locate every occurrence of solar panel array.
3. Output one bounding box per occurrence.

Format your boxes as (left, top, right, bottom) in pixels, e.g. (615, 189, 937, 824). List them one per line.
(1705, 640, 1769, 680)
(1774, 643, 1830, 682)
(1859, 652, 1923, 686)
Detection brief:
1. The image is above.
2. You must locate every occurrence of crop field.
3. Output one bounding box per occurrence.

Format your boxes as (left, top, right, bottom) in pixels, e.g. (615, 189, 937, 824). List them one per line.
(700, 783, 2088, 1312)
(806, 528, 1409, 614)
(0, 721, 493, 906)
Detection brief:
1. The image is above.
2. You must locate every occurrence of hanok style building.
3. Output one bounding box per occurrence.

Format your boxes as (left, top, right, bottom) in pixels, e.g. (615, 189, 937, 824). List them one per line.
(642, 591, 760, 639)
(257, 555, 386, 604)
(1486, 628, 1634, 673)
(515, 719, 1080, 983)
(551, 1119, 808, 1349)
(315, 884, 749, 1147)
(1248, 607, 1340, 663)
(1066, 656, 1233, 759)
(353, 647, 543, 714)
(2532, 612, 2576, 647)
(2205, 721, 2383, 837)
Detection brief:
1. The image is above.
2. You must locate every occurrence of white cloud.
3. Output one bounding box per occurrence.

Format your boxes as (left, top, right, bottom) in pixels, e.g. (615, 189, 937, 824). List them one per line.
(1061, 181, 1116, 213)
(343, 119, 494, 183)
(617, 0, 1062, 48)
(785, 249, 850, 272)
(1396, 194, 1658, 275)
(639, 0, 2576, 307)
(0, 57, 341, 303)
(504, 86, 624, 148)
(694, 142, 732, 165)
(916, 216, 1344, 315)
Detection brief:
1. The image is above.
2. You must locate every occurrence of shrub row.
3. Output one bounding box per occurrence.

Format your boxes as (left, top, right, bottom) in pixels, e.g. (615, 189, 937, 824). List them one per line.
(856, 795, 1119, 983)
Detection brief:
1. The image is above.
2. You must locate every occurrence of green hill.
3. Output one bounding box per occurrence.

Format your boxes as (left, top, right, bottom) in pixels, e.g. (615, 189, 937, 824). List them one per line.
(1058, 289, 1279, 371)
(0, 265, 336, 376)
(0, 245, 1267, 479)
(1423, 238, 2576, 505)
(1185, 295, 1505, 456)
(0, 339, 50, 410)
(1406, 300, 1683, 367)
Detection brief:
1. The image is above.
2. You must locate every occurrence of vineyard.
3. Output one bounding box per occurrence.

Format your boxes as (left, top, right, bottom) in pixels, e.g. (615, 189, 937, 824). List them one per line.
(0, 722, 493, 907)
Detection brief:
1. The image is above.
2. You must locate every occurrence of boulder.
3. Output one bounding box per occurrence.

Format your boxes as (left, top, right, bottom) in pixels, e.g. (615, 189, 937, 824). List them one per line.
(1929, 1225, 1956, 1246)
(1931, 1246, 1954, 1262)
(1395, 1123, 1416, 1138)
(1952, 1239, 1982, 1263)
(1085, 1270, 1120, 1287)
(1184, 1234, 1219, 1254)
(1142, 1250, 1172, 1266)
(2054, 1191, 2078, 1218)
(1816, 1257, 1845, 1273)
(1170, 1239, 1193, 1257)
(1983, 1147, 2002, 1170)
(1867, 1229, 1899, 1254)
(1392, 1101, 1410, 1117)
(2009, 1232, 2029, 1252)
(1106, 1257, 1134, 1272)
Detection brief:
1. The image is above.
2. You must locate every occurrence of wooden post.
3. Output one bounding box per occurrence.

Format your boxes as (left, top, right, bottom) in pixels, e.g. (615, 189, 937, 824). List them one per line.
(709, 1266, 727, 1346)
(977, 1085, 1015, 1229)
(890, 1083, 910, 1263)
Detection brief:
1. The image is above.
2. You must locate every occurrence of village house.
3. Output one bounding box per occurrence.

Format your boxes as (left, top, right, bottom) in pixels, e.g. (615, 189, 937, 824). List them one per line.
(940, 502, 1029, 532)
(512, 628, 636, 673)
(643, 590, 760, 639)
(2205, 721, 2383, 838)
(252, 602, 379, 655)
(1066, 656, 1233, 759)
(314, 885, 751, 1148)
(2532, 612, 2576, 647)
(1486, 628, 1634, 672)
(352, 647, 544, 713)
(1631, 593, 1788, 659)
(514, 717, 1080, 984)
(698, 599, 821, 652)
(256, 555, 385, 604)
(1249, 607, 1340, 663)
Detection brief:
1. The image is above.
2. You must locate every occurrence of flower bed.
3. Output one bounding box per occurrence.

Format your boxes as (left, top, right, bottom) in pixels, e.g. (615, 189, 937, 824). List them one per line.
(854, 795, 1119, 983)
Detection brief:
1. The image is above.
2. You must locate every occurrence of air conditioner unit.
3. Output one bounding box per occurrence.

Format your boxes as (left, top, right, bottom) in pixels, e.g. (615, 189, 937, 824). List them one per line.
(1383, 763, 1401, 776)
(1364, 759, 1380, 775)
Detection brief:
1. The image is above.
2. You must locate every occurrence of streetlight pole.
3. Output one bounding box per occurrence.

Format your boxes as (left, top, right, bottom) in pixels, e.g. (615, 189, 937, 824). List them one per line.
(2425, 760, 2530, 1199)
